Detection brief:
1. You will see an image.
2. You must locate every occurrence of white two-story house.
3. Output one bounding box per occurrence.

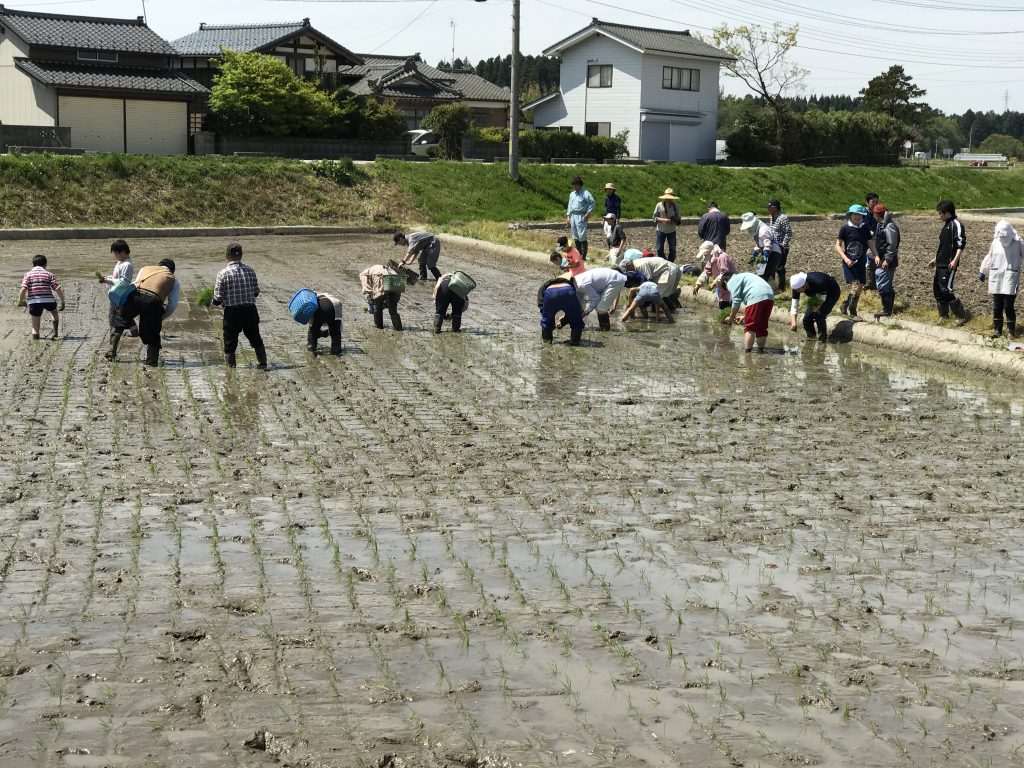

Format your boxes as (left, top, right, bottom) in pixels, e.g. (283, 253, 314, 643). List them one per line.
(524, 18, 734, 163)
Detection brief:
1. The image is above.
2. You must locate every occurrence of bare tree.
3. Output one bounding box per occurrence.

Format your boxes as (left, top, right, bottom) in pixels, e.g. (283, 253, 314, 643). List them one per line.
(707, 23, 808, 146)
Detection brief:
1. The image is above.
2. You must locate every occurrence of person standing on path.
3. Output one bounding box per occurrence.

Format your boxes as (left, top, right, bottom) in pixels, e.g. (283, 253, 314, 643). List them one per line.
(394, 231, 442, 282)
(307, 293, 344, 355)
(862, 193, 881, 290)
(767, 199, 793, 291)
(603, 182, 622, 220)
(720, 271, 776, 352)
(697, 201, 730, 251)
(834, 205, 879, 321)
(566, 176, 595, 261)
(17, 255, 65, 341)
(979, 219, 1023, 338)
(652, 188, 681, 262)
(574, 266, 627, 331)
(871, 205, 900, 319)
(360, 263, 404, 331)
(213, 243, 268, 369)
(114, 259, 180, 367)
(789, 271, 841, 342)
(931, 200, 968, 326)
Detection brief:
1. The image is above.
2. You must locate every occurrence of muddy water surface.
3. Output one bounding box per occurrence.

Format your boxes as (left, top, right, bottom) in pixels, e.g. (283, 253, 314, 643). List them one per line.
(0, 235, 1022, 768)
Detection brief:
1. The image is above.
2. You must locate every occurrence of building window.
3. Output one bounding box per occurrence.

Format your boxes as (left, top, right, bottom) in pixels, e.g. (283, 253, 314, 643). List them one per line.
(662, 66, 700, 91)
(585, 122, 611, 138)
(587, 64, 612, 88)
(77, 49, 118, 63)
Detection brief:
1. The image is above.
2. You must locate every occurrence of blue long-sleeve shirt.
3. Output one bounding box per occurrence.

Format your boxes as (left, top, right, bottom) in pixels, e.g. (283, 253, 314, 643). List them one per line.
(567, 188, 596, 242)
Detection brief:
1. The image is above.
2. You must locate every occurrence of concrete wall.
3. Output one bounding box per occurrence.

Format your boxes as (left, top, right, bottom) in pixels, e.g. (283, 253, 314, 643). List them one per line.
(0, 124, 71, 151)
(215, 135, 406, 160)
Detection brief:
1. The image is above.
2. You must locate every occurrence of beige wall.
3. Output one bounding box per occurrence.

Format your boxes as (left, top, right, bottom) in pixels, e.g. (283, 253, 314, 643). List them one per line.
(0, 32, 57, 125)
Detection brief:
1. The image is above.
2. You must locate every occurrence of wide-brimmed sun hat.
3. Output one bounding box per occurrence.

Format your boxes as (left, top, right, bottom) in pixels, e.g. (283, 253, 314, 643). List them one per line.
(847, 204, 868, 217)
(604, 182, 615, 190)
(790, 272, 808, 290)
(740, 212, 758, 230)
(658, 188, 680, 200)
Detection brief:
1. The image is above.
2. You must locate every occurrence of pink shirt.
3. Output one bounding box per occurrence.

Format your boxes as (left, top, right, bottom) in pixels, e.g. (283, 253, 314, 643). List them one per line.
(561, 247, 586, 277)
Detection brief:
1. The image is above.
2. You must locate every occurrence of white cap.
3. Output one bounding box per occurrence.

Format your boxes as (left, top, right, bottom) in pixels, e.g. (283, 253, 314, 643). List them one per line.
(790, 272, 807, 290)
(740, 212, 758, 230)
(604, 212, 617, 220)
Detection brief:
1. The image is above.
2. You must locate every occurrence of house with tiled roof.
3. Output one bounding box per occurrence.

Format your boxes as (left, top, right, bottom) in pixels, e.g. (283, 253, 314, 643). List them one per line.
(0, 4, 207, 154)
(339, 54, 510, 129)
(524, 17, 734, 162)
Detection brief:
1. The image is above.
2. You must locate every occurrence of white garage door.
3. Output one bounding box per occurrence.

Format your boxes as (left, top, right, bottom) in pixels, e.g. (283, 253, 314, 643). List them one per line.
(126, 100, 186, 156)
(59, 96, 125, 153)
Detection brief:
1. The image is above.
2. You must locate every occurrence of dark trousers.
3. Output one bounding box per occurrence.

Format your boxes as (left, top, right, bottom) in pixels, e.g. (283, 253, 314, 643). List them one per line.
(763, 250, 783, 285)
(540, 286, 584, 331)
(434, 286, 466, 329)
(993, 293, 1017, 331)
(577, 239, 589, 261)
(656, 230, 677, 262)
(308, 297, 342, 352)
(373, 293, 402, 329)
(933, 267, 958, 304)
(115, 290, 164, 364)
(802, 288, 840, 338)
(418, 242, 442, 280)
(224, 304, 266, 362)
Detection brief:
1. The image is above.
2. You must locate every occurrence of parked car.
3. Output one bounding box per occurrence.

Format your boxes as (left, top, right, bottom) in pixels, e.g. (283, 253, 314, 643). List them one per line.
(406, 130, 439, 156)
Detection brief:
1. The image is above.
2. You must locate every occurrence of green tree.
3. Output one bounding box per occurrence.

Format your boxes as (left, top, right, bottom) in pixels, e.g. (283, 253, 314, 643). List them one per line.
(334, 95, 406, 140)
(979, 133, 1024, 158)
(208, 49, 340, 137)
(859, 66, 930, 126)
(422, 104, 473, 159)
(706, 22, 808, 148)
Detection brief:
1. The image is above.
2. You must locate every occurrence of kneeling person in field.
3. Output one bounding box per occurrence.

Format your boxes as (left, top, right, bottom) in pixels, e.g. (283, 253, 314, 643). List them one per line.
(213, 243, 268, 369)
(719, 271, 775, 352)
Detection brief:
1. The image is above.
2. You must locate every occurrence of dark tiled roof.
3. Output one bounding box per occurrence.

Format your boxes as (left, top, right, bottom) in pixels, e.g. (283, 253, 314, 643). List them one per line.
(0, 7, 177, 55)
(172, 20, 361, 64)
(340, 55, 508, 103)
(15, 59, 209, 95)
(545, 18, 734, 61)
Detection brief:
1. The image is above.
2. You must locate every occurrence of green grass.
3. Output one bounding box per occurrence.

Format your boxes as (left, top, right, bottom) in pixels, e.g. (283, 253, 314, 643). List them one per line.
(374, 160, 1024, 224)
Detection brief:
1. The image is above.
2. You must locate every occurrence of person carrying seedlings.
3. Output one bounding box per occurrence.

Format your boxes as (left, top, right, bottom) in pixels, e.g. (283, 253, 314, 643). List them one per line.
(652, 188, 681, 262)
(789, 271, 841, 342)
(767, 199, 793, 291)
(538, 275, 584, 345)
(834, 204, 880, 321)
(565, 176, 595, 261)
(360, 263, 404, 331)
(307, 293, 344, 355)
(931, 200, 968, 326)
(551, 236, 586, 277)
(574, 266, 627, 331)
(719, 270, 775, 352)
(693, 241, 739, 309)
(871, 205, 900, 319)
(98, 239, 139, 352)
(627, 255, 682, 311)
(979, 219, 1023, 338)
(17, 255, 65, 341)
(604, 213, 627, 263)
(740, 212, 783, 283)
(394, 230, 442, 282)
(113, 258, 181, 366)
(432, 272, 471, 333)
(620, 278, 673, 323)
(212, 243, 268, 369)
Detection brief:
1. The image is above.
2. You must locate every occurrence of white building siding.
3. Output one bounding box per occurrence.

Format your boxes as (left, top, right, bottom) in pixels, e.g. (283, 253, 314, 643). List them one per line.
(0, 32, 57, 125)
(640, 53, 720, 163)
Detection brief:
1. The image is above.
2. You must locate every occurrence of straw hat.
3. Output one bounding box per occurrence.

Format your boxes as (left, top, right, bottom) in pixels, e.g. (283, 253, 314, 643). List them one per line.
(604, 182, 615, 190)
(740, 212, 758, 230)
(658, 188, 680, 200)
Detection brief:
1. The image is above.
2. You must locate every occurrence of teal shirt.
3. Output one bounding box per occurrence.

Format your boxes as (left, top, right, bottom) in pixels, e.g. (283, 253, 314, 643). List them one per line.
(726, 272, 775, 310)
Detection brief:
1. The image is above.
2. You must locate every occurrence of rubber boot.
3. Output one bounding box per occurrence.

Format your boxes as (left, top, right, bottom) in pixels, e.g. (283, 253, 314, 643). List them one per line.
(992, 317, 1003, 338)
(144, 345, 160, 367)
(541, 327, 554, 344)
(950, 299, 968, 327)
(392, 313, 403, 331)
(104, 331, 121, 361)
(432, 313, 443, 334)
(568, 327, 583, 346)
(225, 352, 236, 368)
(777, 271, 786, 292)
(874, 293, 894, 320)
(451, 315, 462, 333)
(936, 301, 950, 319)
(849, 293, 861, 321)
(597, 312, 611, 331)
(1009, 322, 1018, 338)
(255, 348, 268, 370)
(50, 318, 59, 340)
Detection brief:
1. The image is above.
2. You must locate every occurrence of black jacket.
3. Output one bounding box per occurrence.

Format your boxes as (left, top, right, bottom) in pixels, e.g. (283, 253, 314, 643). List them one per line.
(537, 277, 576, 309)
(936, 216, 966, 269)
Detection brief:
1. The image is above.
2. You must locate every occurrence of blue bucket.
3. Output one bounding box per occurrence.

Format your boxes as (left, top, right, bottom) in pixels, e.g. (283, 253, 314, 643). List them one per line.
(289, 288, 319, 324)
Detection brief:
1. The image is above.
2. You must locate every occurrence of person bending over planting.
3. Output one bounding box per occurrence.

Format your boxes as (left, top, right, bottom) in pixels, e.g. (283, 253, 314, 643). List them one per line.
(574, 266, 627, 331)
(394, 231, 442, 282)
(307, 293, 344, 355)
(538, 275, 584, 345)
(433, 272, 472, 334)
(719, 271, 775, 352)
(789, 271, 841, 342)
(620, 279, 673, 323)
(360, 263, 404, 331)
(113, 258, 181, 367)
(17, 255, 65, 341)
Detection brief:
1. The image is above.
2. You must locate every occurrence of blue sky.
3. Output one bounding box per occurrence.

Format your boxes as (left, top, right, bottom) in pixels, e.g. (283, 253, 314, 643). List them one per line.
(15, 0, 1023, 114)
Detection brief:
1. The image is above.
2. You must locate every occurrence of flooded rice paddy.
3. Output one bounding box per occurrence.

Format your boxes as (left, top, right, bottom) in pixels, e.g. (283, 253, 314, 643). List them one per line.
(0, 234, 1022, 768)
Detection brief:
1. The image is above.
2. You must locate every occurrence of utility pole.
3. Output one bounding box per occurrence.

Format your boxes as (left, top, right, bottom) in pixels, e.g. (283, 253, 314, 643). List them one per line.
(509, 0, 520, 180)
(450, 19, 456, 70)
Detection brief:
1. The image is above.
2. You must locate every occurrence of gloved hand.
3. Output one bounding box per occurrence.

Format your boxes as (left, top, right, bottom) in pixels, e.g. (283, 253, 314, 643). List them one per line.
(979, 272, 986, 282)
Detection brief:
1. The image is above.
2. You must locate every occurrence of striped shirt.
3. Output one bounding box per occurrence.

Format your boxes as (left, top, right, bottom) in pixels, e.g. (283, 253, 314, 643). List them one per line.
(214, 261, 260, 307)
(21, 267, 60, 304)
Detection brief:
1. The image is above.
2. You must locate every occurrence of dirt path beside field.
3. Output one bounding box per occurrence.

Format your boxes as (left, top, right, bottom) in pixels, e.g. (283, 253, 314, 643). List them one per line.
(0, 234, 1022, 768)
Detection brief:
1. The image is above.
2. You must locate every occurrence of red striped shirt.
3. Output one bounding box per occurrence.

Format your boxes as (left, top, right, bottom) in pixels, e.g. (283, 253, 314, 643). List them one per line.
(21, 267, 60, 304)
